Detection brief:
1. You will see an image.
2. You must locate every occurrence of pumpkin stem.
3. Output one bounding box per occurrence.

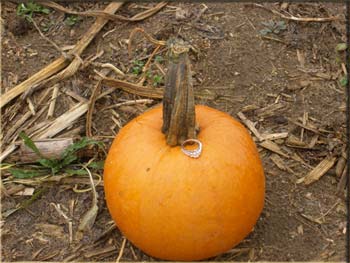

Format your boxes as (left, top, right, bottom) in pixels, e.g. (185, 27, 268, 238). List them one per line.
(162, 38, 197, 146)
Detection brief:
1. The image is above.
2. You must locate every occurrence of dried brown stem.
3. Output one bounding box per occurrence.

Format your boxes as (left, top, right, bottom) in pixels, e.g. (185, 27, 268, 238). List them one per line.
(162, 39, 196, 146)
(128, 27, 166, 57)
(102, 78, 163, 98)
(102, 77, 216, 100)
(86, 81, 102, 138)
(138, 44, 162, 85)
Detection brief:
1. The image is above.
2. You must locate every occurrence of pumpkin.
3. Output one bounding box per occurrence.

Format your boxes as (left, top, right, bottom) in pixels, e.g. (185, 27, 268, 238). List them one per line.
(104, 39, 265, 261)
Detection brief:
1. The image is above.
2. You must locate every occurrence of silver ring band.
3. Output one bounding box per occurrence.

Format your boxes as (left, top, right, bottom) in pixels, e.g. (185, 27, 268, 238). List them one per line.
(181, 139, 202, 158)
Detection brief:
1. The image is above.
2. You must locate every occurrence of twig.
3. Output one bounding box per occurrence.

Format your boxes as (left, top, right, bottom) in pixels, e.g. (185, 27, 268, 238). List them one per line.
(102, 77, 164, 98)
(138, 44, 162, 85)
(101, 63, 125, 77)
(116, 238, 126, 262)
(102, 77, 216, 100)
(30, 17, 66, 57)
(86, 80, 102, 138)
(259, 140, 290, 158)
(102, 26, 117, 38)
(83, 50, 105, 69)
(337, 167, 348, 196)
(128, 27, 166, 58)
(154, 61, 166, 76)
(26, 98, 36, 115)
(73, 174, 102, 193)
(47, 84, 60, 118)
(261, 132, 288, 141)
(77, 166, 98, 240)
(102, 99, 154, 111)
(260, 35, 287, 44)
(237, 112, 264, 141)
(300, 111, 308, 142)
(253, 3, 344, 22)
(63, 89, 88, 103)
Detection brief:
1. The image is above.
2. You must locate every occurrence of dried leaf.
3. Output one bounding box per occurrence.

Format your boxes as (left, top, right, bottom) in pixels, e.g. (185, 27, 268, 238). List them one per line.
(78, 204, 98, 232)
(77, 167, 98, 239)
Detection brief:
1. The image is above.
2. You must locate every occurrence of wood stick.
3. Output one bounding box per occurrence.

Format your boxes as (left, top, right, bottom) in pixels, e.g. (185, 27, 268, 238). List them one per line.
(261, 132, 288, 141)
(259, 140, 289, 158)
(116, 238, 126, 262)
(297, 155, 337, 185)
(34, 102, 88, 139)
(47, 84, 60, 118)
(237, 112, 264, 141)
(337, 167, 348, 195)
(16, 138, 74, 163)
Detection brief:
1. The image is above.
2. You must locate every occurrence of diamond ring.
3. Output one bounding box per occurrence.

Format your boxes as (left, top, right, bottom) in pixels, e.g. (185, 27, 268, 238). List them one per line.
(181, 139, 202, 158)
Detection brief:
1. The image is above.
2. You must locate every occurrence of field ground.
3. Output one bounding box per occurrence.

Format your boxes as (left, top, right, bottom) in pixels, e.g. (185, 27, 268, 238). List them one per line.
(1, 2, 347, 261)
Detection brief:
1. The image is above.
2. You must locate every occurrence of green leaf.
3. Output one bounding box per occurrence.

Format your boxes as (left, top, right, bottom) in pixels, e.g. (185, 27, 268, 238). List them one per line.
(340, 76, 348, 87)
(8, 168, 48, 178)
(155, 55, 163, 63)
(259, 28, 271, 35)
(61, 137, 103, 159)
(16, 1, 50, 18)
(133, 60, 145, 67)
(132, 66, 141, 75)
(336, 43, 347, 52)
(60, 154, 78, 167)
(64, 168, 88, 176)
(38, 158, 58, 169)
(261, 21, 274, 27)
(65, 15, 80, 26)
(276, 21, 286, 29)
(19, 132, 43, 158)
(88, 161, 105, 170)
(60, 137, 104, 168)
(40, 8, 50, 14)
(16, 3, 29, 16)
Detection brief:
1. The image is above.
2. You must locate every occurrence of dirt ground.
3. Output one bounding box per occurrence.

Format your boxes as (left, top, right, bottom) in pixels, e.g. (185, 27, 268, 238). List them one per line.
(1, 2, 348, 262)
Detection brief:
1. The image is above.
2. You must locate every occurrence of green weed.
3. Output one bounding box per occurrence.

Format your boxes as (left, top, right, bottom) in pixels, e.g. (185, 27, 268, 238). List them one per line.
(260, 20, 287, 35)
(7, 133, 105, 178)
(65, 15, 82, 26)
(16, 1, 50, 21)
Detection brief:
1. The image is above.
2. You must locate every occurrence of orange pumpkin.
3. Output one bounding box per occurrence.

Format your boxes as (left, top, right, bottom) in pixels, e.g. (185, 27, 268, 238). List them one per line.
(104, 105, 265, 261)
